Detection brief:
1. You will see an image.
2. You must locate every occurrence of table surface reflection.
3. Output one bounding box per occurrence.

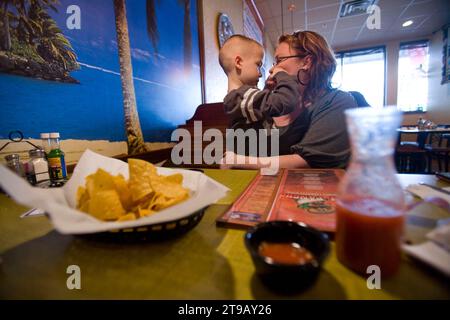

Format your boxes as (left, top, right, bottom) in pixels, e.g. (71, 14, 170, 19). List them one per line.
(0, 170, 449, 299)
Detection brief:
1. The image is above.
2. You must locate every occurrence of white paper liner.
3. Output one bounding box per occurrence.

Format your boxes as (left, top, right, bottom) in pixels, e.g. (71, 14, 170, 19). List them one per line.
(0, 149, 229, 234)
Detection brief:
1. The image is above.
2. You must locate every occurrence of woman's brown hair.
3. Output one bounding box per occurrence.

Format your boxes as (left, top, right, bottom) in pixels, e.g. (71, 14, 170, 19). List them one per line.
(278, 31, 336, 104)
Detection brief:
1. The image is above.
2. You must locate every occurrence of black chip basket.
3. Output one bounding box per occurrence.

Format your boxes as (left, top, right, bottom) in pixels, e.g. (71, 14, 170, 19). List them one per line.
(76, 207, 206, 243)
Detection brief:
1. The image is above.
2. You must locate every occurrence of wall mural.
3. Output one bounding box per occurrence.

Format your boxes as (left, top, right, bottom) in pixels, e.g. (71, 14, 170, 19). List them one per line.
(442, 25, 450, 85)
(0, 0, 202, 154)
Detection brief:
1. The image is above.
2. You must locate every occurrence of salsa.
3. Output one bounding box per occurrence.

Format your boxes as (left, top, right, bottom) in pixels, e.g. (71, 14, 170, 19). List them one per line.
(258, 241, 316, 265)
(336, 197, 405, 277)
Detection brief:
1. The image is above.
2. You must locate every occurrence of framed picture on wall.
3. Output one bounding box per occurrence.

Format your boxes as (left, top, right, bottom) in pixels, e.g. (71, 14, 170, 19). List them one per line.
(217, 13, 235, 48)
(243, 0, 265, 86)
(243, 0, 264, 46)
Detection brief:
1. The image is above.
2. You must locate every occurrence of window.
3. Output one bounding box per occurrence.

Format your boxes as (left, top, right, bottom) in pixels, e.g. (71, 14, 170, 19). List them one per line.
(397, 41, 429, 112)
(332, 47, 386, 108)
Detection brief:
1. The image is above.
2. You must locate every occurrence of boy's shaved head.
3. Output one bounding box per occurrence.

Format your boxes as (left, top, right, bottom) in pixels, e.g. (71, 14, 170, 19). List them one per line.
(219, 35, 263, 74)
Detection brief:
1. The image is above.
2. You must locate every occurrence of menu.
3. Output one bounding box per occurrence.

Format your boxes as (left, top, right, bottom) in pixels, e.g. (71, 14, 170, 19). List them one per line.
(216, 169, 345, 232)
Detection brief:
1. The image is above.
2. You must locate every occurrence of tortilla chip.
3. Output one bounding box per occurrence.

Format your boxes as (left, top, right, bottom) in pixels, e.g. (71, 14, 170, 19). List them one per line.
(162, 173, 183, 185)
(112, 174, 133, 210)
(138, 207, 156, 218)
(86, 168, 115, 197)
(76, 159, 190, 223)
(88, 189, 126, 221)
(151, 179, 189, 200)
(117, 212, 137, 221)
(128, 159, 157, 202)
(76, 186, 89, 209)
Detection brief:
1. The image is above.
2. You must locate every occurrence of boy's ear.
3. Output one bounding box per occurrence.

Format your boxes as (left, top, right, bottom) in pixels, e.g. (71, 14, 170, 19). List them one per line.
(234, 55, 243, 70)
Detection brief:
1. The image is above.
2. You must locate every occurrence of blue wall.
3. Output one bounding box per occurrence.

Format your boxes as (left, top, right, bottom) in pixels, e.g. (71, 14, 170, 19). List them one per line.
(0, 0, 202, 142)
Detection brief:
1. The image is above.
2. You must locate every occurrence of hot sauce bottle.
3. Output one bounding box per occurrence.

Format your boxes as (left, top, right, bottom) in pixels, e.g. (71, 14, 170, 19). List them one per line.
(47, 132, 67, 182)
(336, 107, 405, 278)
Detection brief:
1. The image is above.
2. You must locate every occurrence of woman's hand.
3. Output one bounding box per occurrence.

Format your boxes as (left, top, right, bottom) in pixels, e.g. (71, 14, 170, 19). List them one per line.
(220, 152, 309, 170)
(219, 151, 257, 170)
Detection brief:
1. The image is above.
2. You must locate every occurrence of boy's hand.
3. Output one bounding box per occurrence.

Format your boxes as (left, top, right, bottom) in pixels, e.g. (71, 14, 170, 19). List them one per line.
(271, 66, 286, 76)
(265, 77, 276, 90)
(265, 67, 286, 89)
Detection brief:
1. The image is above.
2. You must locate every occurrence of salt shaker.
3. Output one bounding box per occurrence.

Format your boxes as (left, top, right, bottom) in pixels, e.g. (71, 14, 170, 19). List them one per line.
(28, 148, 50, 183)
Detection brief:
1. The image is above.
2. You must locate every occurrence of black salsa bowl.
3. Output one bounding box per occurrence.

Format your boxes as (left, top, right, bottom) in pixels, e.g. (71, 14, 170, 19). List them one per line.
(245, 221, 330, 292)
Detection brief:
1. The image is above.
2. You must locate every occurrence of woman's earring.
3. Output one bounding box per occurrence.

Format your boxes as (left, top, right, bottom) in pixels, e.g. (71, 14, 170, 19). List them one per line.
(297, 69, 310, 86)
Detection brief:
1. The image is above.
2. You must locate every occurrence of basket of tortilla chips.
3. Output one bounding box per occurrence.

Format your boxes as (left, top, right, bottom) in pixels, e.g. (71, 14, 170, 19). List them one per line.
(0, 150, 229, 239)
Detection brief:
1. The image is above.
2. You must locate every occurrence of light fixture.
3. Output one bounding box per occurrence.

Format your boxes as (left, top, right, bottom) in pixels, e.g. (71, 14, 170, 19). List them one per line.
(281, 1, 296, 34)
(339, 0, 377, 18)
(402, 20, 413, 27)
(288, 3, 296, 32)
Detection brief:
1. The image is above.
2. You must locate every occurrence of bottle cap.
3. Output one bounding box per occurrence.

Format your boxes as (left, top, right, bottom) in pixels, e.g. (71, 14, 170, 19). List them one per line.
(29, 148, 45, 158)
(49, 132, 60, 138)
(40, 133, 50, 139)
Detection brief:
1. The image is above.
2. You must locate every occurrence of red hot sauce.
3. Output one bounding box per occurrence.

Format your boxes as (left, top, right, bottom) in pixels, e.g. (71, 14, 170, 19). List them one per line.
(258, 241, 316, 265)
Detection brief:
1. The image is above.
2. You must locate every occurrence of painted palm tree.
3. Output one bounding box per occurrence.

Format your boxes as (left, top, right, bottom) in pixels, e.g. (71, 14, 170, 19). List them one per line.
(0, 1, 12, 50)
(0, 0, 58, 49)
(178, 0, 191, 73)
(113, 0, 149, 155)
(146, 0, 192, 73)
(27, 2, 78, 70)
(1, 0, 78, 77)
(145, 0, 159, 53)
(0, 0, 29, 50)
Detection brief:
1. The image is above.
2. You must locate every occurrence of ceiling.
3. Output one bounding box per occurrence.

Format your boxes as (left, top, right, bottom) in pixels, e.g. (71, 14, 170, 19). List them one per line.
(253, 0, 450, 50)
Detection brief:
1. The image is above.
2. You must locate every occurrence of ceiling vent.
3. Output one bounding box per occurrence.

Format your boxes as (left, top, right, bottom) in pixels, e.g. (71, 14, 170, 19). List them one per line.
(339, 0, 377, 18)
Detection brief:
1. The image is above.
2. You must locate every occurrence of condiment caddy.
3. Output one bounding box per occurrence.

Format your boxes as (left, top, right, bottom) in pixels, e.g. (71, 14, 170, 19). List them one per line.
(1, 130, 67, 188)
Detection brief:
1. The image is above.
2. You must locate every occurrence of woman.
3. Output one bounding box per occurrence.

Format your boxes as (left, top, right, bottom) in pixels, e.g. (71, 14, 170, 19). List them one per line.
(220, 30, 357, 169)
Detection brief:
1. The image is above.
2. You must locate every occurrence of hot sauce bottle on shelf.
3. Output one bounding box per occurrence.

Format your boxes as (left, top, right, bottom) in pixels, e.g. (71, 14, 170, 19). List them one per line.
(47, 132, 67, 182)
(336, 107, 406, 278)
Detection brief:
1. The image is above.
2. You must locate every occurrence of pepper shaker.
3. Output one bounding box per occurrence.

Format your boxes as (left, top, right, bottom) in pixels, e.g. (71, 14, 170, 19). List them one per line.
(4, 154, 25, 177)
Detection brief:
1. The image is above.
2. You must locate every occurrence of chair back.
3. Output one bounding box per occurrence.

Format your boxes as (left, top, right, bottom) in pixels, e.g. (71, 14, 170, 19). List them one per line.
(348, 91, 370, 107)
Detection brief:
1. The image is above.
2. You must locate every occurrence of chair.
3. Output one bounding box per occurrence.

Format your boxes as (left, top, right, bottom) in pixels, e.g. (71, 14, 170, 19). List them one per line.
(395, 144, 427, 173)
(395, 125, 427, 173)
(398, 127, 420, 148)
(349, 91, 370, 107)
(425, 132, 450, 172)
(164, 102, 228, 168)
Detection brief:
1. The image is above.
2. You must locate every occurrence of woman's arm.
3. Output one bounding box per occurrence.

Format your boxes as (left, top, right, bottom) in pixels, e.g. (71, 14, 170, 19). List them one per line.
(220, 151, 309, 170)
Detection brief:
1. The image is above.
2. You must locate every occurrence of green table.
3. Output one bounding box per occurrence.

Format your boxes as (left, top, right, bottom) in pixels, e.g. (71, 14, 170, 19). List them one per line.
(0, 170, 449, 299)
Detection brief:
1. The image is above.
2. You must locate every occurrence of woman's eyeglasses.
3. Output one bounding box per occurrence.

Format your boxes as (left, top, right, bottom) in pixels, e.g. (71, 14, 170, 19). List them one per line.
(272, 55, 304, 67)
